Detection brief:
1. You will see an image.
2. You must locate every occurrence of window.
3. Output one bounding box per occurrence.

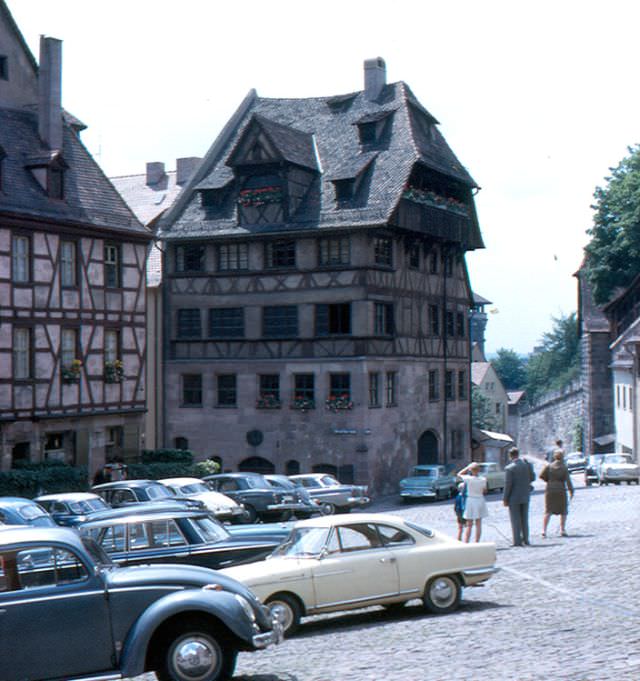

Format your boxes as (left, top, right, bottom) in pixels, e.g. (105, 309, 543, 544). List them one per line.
(374, 302, 394, 336)
(49, 166, 64, 200)
(0, 146, 5, 192)
(263, 306, 298, 337)
(428, 369, 439, 401)
(104, 330, 119, 364)
(358, 122, 377, 145)
(13, 328, 30, 380)
(429, 251, 439, 274)
(61, 329, 77, 369)
(175, 437, 189, 450)
(177, 309, 201, 339)
(210, 308, 244, 338)
(456, 312, 466, 337)
(429, 305, 440, 336)
(104, 243, 120, 288)
(445, 310, 455, 337)
(373, 237, 393, 267)
(238, 174, 283, 225)
(458, 370, 467, 400)
(176, 243, 205, 272)
(12, 235, 30, 283)
(217, 374, 237, 407)
(15, 547, 88, 589)
(316, 303, 351, 336)
(318, 237, 350, 266)
(377, 524, 414, 546)
(218, 243, 248, 271)
(329, 373, 350, 399)
(294, 374, 315, 401)
(259, 374, 280, 403)
(407, 241, 421, 269)
(337, 524, 381, 552)
(444, 254, 454, 276)
(265, 240, 295, 269)
(334, 179, 355, 202)
(0, 56, 8, 81)
(445, 370, 455, 400)
(385, 371, 397, 406)
(182, 374, 202, 406)
(60, 241, 77, 287)
(369, 372, 380, 407)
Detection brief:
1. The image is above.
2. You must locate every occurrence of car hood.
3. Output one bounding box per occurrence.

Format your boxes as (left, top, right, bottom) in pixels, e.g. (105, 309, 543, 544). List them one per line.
(191, 491, 241, 509)
(227, 522, 293, 544)
(399, 477, 434, 488)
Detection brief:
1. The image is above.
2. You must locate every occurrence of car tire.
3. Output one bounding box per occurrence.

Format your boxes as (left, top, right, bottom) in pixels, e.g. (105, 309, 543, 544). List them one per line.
(266, 593, 302, 637)
(423, 575, 461, 615)
(585, 479, 591, 487)
(242, 504, 258, 523)
(155, 627, 237, 681)
(320, 502, 335, 515)
(279, 510, 293, 521)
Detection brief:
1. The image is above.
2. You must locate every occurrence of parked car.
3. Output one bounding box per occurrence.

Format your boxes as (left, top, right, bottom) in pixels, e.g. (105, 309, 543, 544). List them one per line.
(597, 453, 640, 485)
(566, 452, 587, 473)
(584, 454, 605, 486)
(0, 525, 282, 681)
(159, 477, 247, 522)
(398, 465, 458, 502)
(264, 474, 323, 518)
(204, 472, 311, 523)
(34, 492, 110, 526)
(475, 463, 506, 493)
(77, 507, 291, 570)
(222, 513, 498, 636)
(0, 497, 57, 527)
(289, 473, 370, 514)
(91, 479, 205, 510)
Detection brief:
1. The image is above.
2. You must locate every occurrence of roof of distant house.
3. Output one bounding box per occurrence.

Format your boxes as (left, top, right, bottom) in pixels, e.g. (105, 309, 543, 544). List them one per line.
(471, 362, 492, 385)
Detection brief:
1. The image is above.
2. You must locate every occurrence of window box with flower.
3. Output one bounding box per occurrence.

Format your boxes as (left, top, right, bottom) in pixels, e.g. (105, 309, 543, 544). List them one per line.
(325, 394, 354, 412)
(291, 397, 315, 411)
(104, 359, 124, 384)
(238, 186, 283, 207)
(61, 359, 82, 384)
(402, 186, 469, 217)
(256, 394, 282, 409)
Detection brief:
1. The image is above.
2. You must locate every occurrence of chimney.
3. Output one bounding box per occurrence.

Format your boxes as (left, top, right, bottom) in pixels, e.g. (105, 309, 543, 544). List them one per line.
(146, 162, 165, 186)
(176, 157, 202, 185)
(38, 36, 63, 150)
(364, 57, 386, 101)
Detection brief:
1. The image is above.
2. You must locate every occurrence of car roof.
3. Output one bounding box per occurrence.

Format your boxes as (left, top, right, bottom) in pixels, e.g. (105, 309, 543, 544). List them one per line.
(78, 509, 217, 528)
(74, 502, 197, 524)
(35, 492, 102, 502)
(0, 525, 83, 547)
(292, 513, 411, 529)
(92, 480, 163, 490)
(158, 477, 203, 485)
(412, 465, 443, 470)
(0, 497, 44, 508)
(205, 472, 264, 479)
(290, 473, 333, 479)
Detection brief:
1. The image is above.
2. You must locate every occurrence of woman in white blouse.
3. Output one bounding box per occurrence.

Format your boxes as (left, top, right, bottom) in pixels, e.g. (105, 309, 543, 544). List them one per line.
(457, 461, 488, 542)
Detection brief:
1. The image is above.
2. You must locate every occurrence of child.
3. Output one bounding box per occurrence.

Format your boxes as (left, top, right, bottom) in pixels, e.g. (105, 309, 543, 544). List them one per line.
(454, 481, 466, 540)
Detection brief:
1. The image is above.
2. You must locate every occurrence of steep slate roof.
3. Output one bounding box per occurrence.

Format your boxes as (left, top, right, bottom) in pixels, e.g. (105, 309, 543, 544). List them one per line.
(159, 81, 481, 246)
(471, 362, 492, 386)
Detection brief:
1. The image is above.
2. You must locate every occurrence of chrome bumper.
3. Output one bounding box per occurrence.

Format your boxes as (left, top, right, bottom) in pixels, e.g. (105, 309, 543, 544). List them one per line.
(461, 566, 500, 586)
(252, 615, 284, 648)
(400, 490, 436, 498)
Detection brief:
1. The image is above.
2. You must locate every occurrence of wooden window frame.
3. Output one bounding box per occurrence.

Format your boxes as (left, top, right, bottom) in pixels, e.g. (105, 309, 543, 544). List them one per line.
(176, 309, 202, 339)
(265, 240, 296, 269)
(182, 374, 203, 407)
(60, 240, 78, 288)
(263, 305, 298, 338)
(209, 307, 244, 339)
(12, 234, 30, 284)
(104, 243, 121, 289)
(316, 303, 351, 336)
(217, 374, 237, 407)
(13, 327, 32, 380)
(218, 243, 249, 271)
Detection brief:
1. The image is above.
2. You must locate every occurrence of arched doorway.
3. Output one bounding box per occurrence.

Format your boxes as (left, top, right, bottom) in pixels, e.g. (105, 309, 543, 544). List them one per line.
(239, 456, 275, 475)
(312, 463, 338, 477)
(417, 430, 439, 465)
(285, 459, 300, 475)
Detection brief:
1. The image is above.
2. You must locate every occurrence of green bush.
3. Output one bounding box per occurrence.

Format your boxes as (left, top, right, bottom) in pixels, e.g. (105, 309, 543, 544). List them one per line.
(192, 460, 220, 477)
(0, 464, 87, 498)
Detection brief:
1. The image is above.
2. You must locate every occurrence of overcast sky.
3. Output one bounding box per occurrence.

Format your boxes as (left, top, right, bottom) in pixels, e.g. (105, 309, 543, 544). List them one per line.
(8, 0, 640, 354)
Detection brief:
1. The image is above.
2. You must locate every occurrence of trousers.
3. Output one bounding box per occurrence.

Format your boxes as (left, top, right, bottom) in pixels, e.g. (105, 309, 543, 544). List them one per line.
(508, 501, 530, 545)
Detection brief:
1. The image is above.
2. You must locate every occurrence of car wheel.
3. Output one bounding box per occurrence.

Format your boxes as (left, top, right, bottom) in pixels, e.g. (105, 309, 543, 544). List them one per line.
(585, 479, 591, 487)
(423, 575, 461, 615)
(320, 502, 335, 515)
(266, 593, 302, 637)
(242, 504, 258, 523)
(156, 627, 237, 681)
(279, 510, 293, 521)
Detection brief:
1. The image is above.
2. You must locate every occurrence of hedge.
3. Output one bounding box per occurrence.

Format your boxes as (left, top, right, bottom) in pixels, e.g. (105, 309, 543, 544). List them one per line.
(0, 462, 87, 498)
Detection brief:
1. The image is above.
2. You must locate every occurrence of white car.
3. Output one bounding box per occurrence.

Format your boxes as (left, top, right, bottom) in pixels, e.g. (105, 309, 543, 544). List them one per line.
(596, 454, 640, 485)
(158, 477, 246, 521)
(475, 462, 506, 493)
(221, 513, 497, 635)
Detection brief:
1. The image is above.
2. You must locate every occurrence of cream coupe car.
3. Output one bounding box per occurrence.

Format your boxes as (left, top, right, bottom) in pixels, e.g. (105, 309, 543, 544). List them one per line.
(221, 513, 498, 635)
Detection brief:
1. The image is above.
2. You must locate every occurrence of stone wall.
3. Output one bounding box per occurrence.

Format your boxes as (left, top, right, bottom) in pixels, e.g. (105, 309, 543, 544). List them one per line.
(517, 381, 583, 456)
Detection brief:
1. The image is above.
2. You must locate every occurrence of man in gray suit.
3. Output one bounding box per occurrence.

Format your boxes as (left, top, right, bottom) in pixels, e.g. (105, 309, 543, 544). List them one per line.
(503, 447, 535, 546)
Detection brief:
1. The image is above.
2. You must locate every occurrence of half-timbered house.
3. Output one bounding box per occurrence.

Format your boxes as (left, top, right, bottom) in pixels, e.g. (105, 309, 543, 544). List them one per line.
(158, 58, 484, 492)
(0, 2, 151, 474)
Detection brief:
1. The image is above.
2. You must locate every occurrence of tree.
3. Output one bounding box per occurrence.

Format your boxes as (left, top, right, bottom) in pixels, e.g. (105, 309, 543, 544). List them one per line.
(471, 386, 500, 431)
(491, 348, 527, 391)
(584, 145, 640, 305)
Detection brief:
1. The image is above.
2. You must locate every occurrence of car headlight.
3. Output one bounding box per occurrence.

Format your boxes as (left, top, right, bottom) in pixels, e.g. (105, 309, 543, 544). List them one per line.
(234, 594, 257, 622)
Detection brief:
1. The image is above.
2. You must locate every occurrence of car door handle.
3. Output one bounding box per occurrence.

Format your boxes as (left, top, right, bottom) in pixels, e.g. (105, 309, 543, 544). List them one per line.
(379, 557, 397, 564)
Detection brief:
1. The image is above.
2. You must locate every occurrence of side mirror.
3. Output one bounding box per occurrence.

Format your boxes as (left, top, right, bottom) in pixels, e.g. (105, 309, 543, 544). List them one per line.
(319, 547, 329, 560)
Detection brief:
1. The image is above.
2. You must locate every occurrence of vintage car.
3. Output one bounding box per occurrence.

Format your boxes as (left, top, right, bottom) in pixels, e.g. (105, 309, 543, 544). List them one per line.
(91, 479, 205, 510)
(0, 497, 57, 527)
(584, 454, 605, 486)
(204, 472, 311, 523)
(398, 465, 458, 501)
(565, 452, 587, 473)
(0, 525, 282, 681)
(34, 492, 110, 526)
(597, 453, 640, 485)
(77, 508, 291, 570)
(288, 473, 370, 514)
(222, 513, 497, 636)
(476, 462, 507, 493)
(159, 477, 246, 522)
(264, 474, 323, 518)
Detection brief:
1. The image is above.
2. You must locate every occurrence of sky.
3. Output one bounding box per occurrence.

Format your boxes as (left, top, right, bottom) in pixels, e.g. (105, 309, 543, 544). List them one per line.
(7, 0, 640, 355)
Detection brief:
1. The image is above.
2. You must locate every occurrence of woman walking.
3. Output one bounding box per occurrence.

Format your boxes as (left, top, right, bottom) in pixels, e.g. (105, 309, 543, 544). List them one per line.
(540, 449, 574, 537)
(457, 462, 488, 542)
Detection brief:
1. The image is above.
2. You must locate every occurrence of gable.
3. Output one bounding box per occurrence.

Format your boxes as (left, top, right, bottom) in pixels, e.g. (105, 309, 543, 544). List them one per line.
(0, 0, 38, 109)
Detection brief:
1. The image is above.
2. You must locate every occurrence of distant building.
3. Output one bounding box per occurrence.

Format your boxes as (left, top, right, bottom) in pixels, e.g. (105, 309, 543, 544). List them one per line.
(0, 1, 151, 473)
(470, 292, 492, 359)
(157, 58, 484, 492)
(507, 390, 526, 442)
(471, 362, 508, 433)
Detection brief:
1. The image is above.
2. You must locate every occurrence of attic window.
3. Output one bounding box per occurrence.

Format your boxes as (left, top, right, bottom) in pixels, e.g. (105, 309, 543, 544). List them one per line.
(0, 56, 8, 81)
(49, 165, 64, 200)
(333, 179, 355, 202)
(358, 122, 377, 145)
(201, 189, 224, 207)
(0, 146, 5, 191)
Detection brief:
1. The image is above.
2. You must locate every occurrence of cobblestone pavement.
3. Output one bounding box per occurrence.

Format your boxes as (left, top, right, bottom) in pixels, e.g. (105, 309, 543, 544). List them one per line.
(132, 466, 640, 681)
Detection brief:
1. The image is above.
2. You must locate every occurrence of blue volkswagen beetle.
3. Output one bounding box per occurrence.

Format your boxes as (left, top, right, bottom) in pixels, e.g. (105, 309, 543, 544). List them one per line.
(0, 497, 57, 527)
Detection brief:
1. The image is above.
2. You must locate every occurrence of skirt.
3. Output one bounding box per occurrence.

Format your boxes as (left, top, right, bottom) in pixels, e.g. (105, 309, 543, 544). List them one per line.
(463, 496, 488, 520)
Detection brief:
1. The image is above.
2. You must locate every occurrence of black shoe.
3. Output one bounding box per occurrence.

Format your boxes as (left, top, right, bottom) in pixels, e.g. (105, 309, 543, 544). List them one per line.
(523, 540, 530, 545)
(512, 542, 523, 547)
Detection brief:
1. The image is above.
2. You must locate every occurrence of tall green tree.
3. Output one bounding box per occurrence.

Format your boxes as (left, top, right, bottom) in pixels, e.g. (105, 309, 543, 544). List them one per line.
(471, 386, 500, 431)
(491, 348, 527, 391)
(585, 144, 640, 305)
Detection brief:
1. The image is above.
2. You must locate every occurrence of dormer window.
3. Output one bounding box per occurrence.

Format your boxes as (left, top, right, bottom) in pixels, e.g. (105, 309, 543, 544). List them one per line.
(49, 165, 64, 199)
(25, 152, 67, 200)
(0, 56, 8, 81)
(0, 146, 5, 192)
(334, 179, 355, 202)
(238, 173, 284, 225)
(354, 110, 395, 148)
(358, 122, 377, 145)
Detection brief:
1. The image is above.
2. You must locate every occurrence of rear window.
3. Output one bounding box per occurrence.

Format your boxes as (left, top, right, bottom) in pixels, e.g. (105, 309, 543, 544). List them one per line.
(18, 504, 48, 521)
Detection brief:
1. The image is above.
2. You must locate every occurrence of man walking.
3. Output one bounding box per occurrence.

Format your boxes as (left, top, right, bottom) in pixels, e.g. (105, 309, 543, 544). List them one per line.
(503, 447, 535, 546)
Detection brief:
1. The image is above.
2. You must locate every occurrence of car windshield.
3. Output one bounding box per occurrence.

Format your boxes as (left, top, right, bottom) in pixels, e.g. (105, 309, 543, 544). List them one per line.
(272, 527, 330, 558)
(413, 469, 436, 477)
(180, 483, 209, 495)
(319, 476, 338, 486)
(81, 536, 114, 568)
(245, 476, 269, 489)
(604, 455, 632, 464)
(188, 516, 231, 543)
(18, 504, 48, 520)
(405, 520, 434, 538)
(68, 499, 109, 514)
(268, 477, 293, 489)
(146, 484, 174, 500)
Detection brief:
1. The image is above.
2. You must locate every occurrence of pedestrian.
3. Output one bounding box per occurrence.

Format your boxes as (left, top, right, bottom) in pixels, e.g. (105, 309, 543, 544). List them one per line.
(503, 446, 535, 546)
(92, 464, 111, 485)
(540, 449, 574, 537)
(454, 482, 467, 541)
(457, 461, 488, 542)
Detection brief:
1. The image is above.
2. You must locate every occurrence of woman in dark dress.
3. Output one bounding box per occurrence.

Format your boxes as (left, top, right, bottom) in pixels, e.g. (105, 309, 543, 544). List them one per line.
(540, 449, 574, 537)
